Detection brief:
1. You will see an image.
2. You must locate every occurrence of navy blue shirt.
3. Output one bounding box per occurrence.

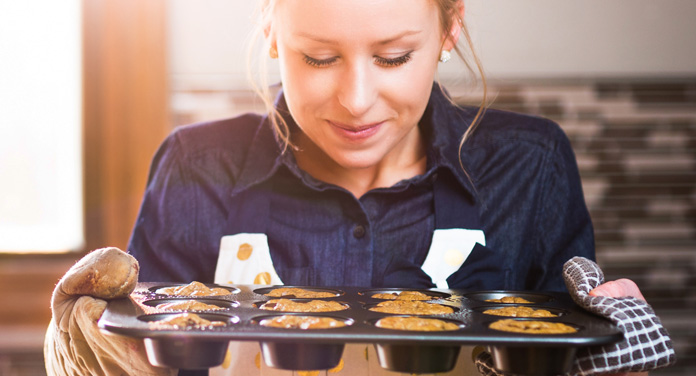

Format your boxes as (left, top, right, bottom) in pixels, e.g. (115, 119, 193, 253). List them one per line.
(128, 84, 594, 292)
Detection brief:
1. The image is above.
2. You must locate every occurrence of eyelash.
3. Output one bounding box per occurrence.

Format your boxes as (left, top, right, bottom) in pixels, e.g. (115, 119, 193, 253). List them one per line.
(303, 55, 338, 67)
(375, 52, 412, 67)
(303, 51, 413, 68)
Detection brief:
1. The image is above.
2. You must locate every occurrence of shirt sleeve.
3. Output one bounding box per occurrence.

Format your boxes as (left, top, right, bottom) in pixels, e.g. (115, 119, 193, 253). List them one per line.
(127, 131, 220, 283)
(528, 123, 596, 292)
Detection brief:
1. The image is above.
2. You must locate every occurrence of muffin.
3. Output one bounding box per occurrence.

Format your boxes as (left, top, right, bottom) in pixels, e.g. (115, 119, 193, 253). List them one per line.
(482, 306, 556, 318)
(259, 315, 347, 329)
(259, 299, 348, 312)
(264, 287, 336, 299)
(369, 300, 454, 315)
(489, 319, 576, 334)
(371, 291, 434, 301)
(485, 296, 533, 304)
(155, 281, 230, 296)
(150, 312, 226, 329)
(154, 300, 224, 311)
(375, 316, 459, 331)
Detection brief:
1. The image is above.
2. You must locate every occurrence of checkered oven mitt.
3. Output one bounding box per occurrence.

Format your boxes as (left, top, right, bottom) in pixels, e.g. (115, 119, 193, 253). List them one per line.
(474, 256, 676, 376)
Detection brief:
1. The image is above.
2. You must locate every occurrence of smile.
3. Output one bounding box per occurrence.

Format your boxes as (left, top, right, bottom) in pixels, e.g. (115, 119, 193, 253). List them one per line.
(328, 120, 384, 141)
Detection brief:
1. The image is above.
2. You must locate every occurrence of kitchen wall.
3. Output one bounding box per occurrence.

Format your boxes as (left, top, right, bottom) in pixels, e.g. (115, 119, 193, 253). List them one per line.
(168, 0, 696, 91)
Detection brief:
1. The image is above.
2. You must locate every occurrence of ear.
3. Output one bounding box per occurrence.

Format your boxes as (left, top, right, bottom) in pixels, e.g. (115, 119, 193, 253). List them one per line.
(441, 1, 465, 51)
(263, 19, 278, 53)
(262, 5, 277, 50)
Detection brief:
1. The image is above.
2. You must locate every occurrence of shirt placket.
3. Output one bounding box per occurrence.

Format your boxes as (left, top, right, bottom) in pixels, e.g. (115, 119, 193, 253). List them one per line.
(343, 201, 374, 286)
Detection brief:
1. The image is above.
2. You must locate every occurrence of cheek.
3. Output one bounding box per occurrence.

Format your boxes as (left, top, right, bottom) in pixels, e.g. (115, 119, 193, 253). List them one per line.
(280, 62, 331, 121)
(384, 62, 438, 115)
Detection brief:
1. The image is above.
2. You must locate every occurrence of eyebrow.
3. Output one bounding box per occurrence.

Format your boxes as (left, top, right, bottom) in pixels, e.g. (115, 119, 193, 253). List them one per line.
(295, 29, 422, 46)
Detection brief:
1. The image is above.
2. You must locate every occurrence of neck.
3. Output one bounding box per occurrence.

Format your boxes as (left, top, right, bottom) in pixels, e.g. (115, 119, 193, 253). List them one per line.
(293, 132, 427, 199)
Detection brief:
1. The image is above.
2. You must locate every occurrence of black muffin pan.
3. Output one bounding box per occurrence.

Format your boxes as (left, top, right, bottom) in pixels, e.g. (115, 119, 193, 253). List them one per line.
(99, 283, 623, 374)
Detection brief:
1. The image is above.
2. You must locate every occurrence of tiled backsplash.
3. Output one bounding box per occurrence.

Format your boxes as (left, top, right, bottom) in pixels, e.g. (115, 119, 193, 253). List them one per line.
(450, 79, 696, 375)
(170, 78, 696, 375)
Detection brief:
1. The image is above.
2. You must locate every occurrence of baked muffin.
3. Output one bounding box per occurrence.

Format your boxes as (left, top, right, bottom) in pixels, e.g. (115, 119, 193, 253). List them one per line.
(264, 287, 336, 299)
(489, 319, 576, 334)
(259, 299, 348, 312)
(485, 296, 533, 304)
(482, 306, 556, 318)
(259, 315, 347, 329)
(375, 316, 459, 331)
(155, 300, 224, 311)
(369, 300, 454, 315)
(156, 281, 230, 296)
(150, 312, 226, 329)
(371, 291, 434, 301)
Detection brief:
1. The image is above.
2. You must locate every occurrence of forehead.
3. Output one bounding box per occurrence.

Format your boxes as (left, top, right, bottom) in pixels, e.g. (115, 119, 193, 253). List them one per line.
(273, 0, 441, 44)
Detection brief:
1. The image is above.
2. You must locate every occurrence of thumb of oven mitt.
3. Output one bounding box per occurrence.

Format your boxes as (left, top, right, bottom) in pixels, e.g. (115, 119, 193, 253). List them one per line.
(473, 256, 676, 376)
(44, 247, 176, 376)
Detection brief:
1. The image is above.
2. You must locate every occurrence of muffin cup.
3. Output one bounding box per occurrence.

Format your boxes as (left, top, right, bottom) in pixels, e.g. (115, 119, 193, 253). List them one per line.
(260, 341, 345, 370)
(138, 312, 237, 369)
(374, 343, 461, 373)
(144, 337, 230, 369)
(488, 345, 577, 375)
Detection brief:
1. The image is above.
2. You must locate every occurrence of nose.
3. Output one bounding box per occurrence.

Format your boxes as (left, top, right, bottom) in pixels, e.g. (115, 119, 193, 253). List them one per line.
(336, 61, 376, 118)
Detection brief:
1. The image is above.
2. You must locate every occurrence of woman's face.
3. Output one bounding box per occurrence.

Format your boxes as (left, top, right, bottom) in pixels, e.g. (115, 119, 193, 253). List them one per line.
(269, 0, 449, 171)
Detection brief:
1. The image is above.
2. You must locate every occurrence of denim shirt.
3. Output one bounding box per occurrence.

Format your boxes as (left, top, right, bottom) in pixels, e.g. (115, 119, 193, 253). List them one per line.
(128, 83, 594, 293)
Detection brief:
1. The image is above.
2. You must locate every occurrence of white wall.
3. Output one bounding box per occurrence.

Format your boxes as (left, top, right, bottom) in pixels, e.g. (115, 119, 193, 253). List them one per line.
(462, 0, 696, 79)
(169, 0, 696, 90)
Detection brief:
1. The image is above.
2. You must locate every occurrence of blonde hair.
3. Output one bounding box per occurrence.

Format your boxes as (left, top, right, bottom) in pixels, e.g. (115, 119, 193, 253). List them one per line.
(247, 0, 487, 154)
(247, 0, 291, 150)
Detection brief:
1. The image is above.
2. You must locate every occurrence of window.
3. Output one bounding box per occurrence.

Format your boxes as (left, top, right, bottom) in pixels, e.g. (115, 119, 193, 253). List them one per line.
(0, 1, 83, 252)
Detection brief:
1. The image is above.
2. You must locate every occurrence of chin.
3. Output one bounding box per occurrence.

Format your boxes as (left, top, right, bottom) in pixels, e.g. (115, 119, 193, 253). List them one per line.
(331, 152, 383, 171)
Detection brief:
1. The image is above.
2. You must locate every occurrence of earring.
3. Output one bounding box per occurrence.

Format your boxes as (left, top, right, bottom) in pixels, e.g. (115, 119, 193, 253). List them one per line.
(439, 50, 451, 63)
(269, 46, 278, 59)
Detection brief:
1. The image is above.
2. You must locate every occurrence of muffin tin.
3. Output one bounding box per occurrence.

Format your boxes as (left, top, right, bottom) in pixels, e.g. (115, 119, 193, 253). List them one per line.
(99, 283, 623, 374)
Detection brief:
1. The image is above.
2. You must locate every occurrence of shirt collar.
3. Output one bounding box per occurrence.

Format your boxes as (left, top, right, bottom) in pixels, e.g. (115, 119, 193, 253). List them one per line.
(421, 83, 480, 202)
(233, 83, 479, 202)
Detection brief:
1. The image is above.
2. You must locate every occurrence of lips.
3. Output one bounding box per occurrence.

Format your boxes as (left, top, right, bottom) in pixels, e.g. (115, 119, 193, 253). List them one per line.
(328, 120, 383, 141)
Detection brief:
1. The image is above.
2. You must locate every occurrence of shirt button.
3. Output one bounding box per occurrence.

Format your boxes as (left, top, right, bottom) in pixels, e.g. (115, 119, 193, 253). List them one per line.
(352, 225, 366, 238)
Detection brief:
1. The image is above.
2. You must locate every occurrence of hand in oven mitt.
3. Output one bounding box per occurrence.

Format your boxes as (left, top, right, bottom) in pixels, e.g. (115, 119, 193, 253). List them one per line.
(561, 256, 675, 375)
(44, 247, 176, 376)
(473, 256, 676, 376)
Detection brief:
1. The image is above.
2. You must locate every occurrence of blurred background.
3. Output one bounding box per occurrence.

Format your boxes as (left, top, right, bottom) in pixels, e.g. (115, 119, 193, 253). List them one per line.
(0, 0, 694, 375)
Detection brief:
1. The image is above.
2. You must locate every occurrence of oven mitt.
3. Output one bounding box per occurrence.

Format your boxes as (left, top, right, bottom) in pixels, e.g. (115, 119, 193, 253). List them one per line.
(473, 256, 676, 376)
(561, 256, 676, 375)
(44, 247, 176, 376)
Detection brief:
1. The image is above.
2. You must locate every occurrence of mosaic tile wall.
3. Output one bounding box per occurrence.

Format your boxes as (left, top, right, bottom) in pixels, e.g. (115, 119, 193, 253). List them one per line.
(451, 79, 696, 375)
(169, 78, 696, 375)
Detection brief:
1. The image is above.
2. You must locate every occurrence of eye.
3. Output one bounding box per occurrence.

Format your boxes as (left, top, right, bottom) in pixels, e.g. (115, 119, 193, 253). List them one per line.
(374, 51, 413, 67)
(303, 55, 338, 68)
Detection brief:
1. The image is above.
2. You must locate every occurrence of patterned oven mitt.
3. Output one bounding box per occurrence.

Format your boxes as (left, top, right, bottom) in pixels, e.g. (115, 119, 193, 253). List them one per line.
(474, 256, 676, 376)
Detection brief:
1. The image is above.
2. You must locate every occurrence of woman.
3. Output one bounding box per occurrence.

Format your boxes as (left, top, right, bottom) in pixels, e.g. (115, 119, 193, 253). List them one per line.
(132, 0, 591, 294)
(45, 1, 654, 375)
